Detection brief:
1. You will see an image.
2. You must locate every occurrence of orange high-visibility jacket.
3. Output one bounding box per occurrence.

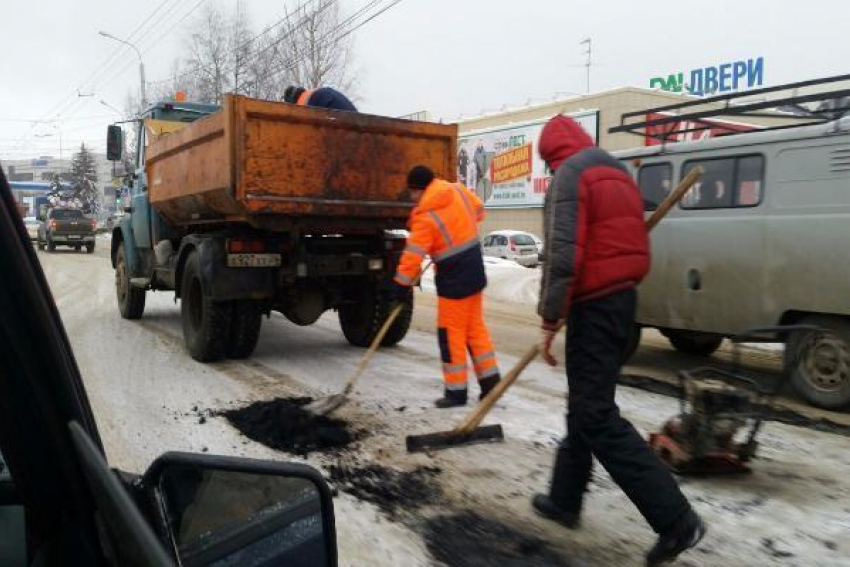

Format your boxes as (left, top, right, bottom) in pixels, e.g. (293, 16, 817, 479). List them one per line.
(394, 179, 487, 299)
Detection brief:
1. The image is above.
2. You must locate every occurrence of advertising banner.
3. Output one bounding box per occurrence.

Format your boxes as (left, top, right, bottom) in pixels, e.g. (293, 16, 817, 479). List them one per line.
(457, 111, 598, 208)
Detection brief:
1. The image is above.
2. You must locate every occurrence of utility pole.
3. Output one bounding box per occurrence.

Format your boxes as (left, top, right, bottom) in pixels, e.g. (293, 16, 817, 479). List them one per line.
(581, 38, 592, 94)
(99, 31, 146, 108)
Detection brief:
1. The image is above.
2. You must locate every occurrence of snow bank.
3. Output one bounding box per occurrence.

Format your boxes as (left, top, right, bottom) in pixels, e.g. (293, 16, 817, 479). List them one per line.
(420, 257, 541, 306)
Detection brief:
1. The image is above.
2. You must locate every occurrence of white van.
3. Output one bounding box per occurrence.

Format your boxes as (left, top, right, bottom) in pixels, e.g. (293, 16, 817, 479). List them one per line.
(615, 116, 850, 410)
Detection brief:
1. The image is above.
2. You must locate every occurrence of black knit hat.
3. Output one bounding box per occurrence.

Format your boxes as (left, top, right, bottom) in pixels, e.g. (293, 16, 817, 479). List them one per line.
(407, 165, 434, 190)
(284, 86, 306, 104)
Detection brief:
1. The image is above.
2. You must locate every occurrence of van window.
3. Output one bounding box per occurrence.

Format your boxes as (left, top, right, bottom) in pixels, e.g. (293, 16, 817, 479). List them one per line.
(637, 163, 672, 211)
(736, 156, 764, 206)
(682, 155, 764, 209)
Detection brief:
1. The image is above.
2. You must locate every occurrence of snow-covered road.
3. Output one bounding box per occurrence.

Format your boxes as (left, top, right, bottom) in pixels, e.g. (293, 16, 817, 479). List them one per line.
(38, 244, 850, 566)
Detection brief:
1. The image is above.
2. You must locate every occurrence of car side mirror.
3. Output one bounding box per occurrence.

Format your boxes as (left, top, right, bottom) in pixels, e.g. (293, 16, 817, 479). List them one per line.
(142, 452, 337, 567)
(106, 125, 124, 162)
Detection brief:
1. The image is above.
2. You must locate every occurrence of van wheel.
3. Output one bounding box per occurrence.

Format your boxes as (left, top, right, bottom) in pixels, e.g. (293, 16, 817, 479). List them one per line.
(115, 242, 145, 319)
(622, 325, 642, 363)
(339, 287, 412, 348)
(667, 331, 723, 356)
(181, 250, 231, 362)
(786, 317, 850, 410)
(227, 300, 263, 359)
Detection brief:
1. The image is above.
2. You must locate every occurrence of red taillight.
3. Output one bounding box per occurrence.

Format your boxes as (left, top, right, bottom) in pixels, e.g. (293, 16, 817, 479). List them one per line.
(49, 220, 58, 229)
(228, 239, 266, 253)
(510, 240, 516, 251)
(90, 219, 96, 229)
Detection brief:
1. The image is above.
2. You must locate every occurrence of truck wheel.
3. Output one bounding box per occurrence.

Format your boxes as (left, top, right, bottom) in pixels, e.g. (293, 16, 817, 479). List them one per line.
(381, 289, 413, 347)
(115, 242, 146, 319)
(786, 317, 850, 410)
(181, 250, 231, 362)
(621, 325, 642, 363)
(339, 288, 413, 348)
(667, 331, 723, 356)
(227, 300, 263, 359)
(86, 242, 95, 254)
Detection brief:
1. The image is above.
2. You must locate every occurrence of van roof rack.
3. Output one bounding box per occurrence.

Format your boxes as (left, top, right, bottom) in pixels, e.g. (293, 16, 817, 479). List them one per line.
(610, 74, 850, 142)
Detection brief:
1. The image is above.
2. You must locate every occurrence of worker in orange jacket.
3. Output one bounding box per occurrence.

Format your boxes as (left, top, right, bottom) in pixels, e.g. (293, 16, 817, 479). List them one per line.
(391, 165, 501, 407)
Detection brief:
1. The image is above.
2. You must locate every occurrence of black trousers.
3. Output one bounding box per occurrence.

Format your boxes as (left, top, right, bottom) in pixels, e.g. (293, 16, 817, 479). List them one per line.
(548, 288, 691, 534)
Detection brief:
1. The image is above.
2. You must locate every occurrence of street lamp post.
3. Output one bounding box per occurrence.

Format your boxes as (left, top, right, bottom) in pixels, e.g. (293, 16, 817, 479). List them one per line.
(98, 31, 146, 108)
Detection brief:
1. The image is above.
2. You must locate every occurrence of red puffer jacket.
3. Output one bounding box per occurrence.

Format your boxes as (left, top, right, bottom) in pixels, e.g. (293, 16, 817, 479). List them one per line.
(537, 115, 649, 324)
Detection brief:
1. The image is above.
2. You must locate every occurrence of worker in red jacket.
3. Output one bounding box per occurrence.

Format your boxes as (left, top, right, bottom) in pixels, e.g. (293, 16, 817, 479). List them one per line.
(391, 165, 501, 408)
(532, 115, 705, 566)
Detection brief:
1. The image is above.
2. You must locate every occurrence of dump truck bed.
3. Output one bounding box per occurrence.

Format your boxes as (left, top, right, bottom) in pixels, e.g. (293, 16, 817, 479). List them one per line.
(146, 94, 457, 231)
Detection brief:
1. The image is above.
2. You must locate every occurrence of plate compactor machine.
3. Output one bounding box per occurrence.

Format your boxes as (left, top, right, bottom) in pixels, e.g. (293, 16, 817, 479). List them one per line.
(648, 326, 824, 474)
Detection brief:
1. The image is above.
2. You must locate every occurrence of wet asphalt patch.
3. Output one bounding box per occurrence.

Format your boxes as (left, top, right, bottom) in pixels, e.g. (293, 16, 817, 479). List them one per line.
(619, 374, 850, 437)
(423, 511, 572, 567)
(326, 462, 443, 517)
(220, 397, 361, 456)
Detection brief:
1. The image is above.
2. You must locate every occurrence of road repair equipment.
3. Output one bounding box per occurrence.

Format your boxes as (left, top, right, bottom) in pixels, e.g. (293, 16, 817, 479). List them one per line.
(649, 325, 823, 474)
(405, 167, 704, 453)
(306, 262, 433, 417)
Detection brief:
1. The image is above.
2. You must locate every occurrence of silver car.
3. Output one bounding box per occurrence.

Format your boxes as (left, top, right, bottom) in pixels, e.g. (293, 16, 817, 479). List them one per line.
(482, 230, 540, 268)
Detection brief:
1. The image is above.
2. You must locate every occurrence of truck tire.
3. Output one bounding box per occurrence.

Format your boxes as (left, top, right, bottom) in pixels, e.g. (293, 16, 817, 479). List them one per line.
(86, 242, 95, 254)
(621, 325, 642, 363)
(339, 288, 413, 348)
(181, 250, 231, 362)
(786, 317, 850, 410)
(115, 242, 146, 319)
(667, 331, 723, 356)
(227, 300, 263, 359)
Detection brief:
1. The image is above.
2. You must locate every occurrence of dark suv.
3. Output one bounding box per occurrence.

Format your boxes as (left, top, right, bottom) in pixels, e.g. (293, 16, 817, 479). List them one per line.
(37, 208, 96, 253)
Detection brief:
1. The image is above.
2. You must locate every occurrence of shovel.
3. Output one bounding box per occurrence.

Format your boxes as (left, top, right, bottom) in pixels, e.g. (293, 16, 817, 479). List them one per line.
(306, 262, 433, 417)
(405, 166, 704, 453)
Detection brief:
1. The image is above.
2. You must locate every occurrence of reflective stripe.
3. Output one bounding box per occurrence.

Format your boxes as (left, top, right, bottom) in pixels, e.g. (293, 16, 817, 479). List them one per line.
(472, 351, 496, 364)
(433, 238, 480, 262)
(395, 273, 414, 285)
(404, 243, 427, 257)
(453, 184, 476, 224)
(477, 367, 500, 379)
(442, 362, 468, 373)
(428, 211, 453, 247)
(445, 381, 469, 391)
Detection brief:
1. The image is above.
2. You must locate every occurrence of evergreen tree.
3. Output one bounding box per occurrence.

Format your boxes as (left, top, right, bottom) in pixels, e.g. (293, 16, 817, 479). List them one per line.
(69, 143, 100, 213)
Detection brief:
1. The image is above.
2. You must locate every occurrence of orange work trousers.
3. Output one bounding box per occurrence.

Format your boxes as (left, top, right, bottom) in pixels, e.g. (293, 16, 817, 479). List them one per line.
(437, 292, 499, 391)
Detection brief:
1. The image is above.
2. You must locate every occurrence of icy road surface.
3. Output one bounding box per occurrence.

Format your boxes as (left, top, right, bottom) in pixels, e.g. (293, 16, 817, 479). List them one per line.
(38, 243, 850, 567)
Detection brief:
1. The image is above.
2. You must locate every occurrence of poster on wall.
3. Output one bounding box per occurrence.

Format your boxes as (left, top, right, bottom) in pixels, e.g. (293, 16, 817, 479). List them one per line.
(457, 110, 598, 208)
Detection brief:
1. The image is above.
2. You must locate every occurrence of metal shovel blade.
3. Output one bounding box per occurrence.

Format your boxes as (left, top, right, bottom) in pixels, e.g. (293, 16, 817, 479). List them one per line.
(406, 424, 505, 454)
(304, 394, 347, 417)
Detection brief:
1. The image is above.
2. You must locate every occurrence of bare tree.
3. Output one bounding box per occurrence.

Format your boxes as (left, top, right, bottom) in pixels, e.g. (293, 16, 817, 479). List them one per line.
(185, 2, 231, 104)
(273, 1, 358, 95)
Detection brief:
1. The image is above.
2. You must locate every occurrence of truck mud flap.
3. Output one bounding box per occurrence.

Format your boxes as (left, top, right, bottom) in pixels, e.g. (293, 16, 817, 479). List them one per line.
(181, 238, 274, 301)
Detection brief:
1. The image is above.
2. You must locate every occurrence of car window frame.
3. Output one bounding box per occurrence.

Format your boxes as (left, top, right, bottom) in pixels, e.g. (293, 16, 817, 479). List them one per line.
(637, 162, 673, 212)
(679, 154, 766, 210)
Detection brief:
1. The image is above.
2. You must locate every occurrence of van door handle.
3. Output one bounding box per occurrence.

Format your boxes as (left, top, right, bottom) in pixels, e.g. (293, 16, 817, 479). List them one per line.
(687, 268, 702, 291)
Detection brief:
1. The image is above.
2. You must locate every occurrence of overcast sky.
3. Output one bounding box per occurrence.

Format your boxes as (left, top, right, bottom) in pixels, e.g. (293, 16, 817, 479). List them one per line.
(2, 0, 849, 161)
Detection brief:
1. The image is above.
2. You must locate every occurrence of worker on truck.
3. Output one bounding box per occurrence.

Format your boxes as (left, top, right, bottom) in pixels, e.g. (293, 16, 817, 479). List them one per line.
(283, 85, 357, 111)
(532, 115, 705, 566)
(391, 165, 501, 408)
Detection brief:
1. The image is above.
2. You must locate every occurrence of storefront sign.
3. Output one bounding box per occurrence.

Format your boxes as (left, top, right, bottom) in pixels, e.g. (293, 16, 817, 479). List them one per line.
(644, 112, 757, 146)
(650, 57, 765, 96)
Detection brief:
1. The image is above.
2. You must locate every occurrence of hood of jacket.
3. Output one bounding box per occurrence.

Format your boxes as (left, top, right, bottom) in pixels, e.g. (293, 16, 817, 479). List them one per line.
(538, 115, 595, 170)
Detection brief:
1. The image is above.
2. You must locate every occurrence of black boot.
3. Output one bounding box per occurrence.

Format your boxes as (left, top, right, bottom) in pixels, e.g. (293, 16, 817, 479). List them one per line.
(646, 508, 706, 566)
(434, 388, 467, 408)
(531, 494, 580, 529)
(478, 374, 501, 400)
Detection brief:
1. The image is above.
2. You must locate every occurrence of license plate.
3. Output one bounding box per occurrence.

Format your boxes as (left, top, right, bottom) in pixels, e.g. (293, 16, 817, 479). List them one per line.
(521, 249, 534, 255)
(227, 253, 282, 267)
(68, 235, 81, 239)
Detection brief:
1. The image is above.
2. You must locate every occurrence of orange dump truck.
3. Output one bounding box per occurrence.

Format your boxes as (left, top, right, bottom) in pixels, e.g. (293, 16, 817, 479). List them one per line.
(107, 94, 457, 362)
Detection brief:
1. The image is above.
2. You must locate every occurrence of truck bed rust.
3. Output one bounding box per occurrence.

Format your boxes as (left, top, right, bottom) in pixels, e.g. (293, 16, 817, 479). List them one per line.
(146, 94, 457, 231)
